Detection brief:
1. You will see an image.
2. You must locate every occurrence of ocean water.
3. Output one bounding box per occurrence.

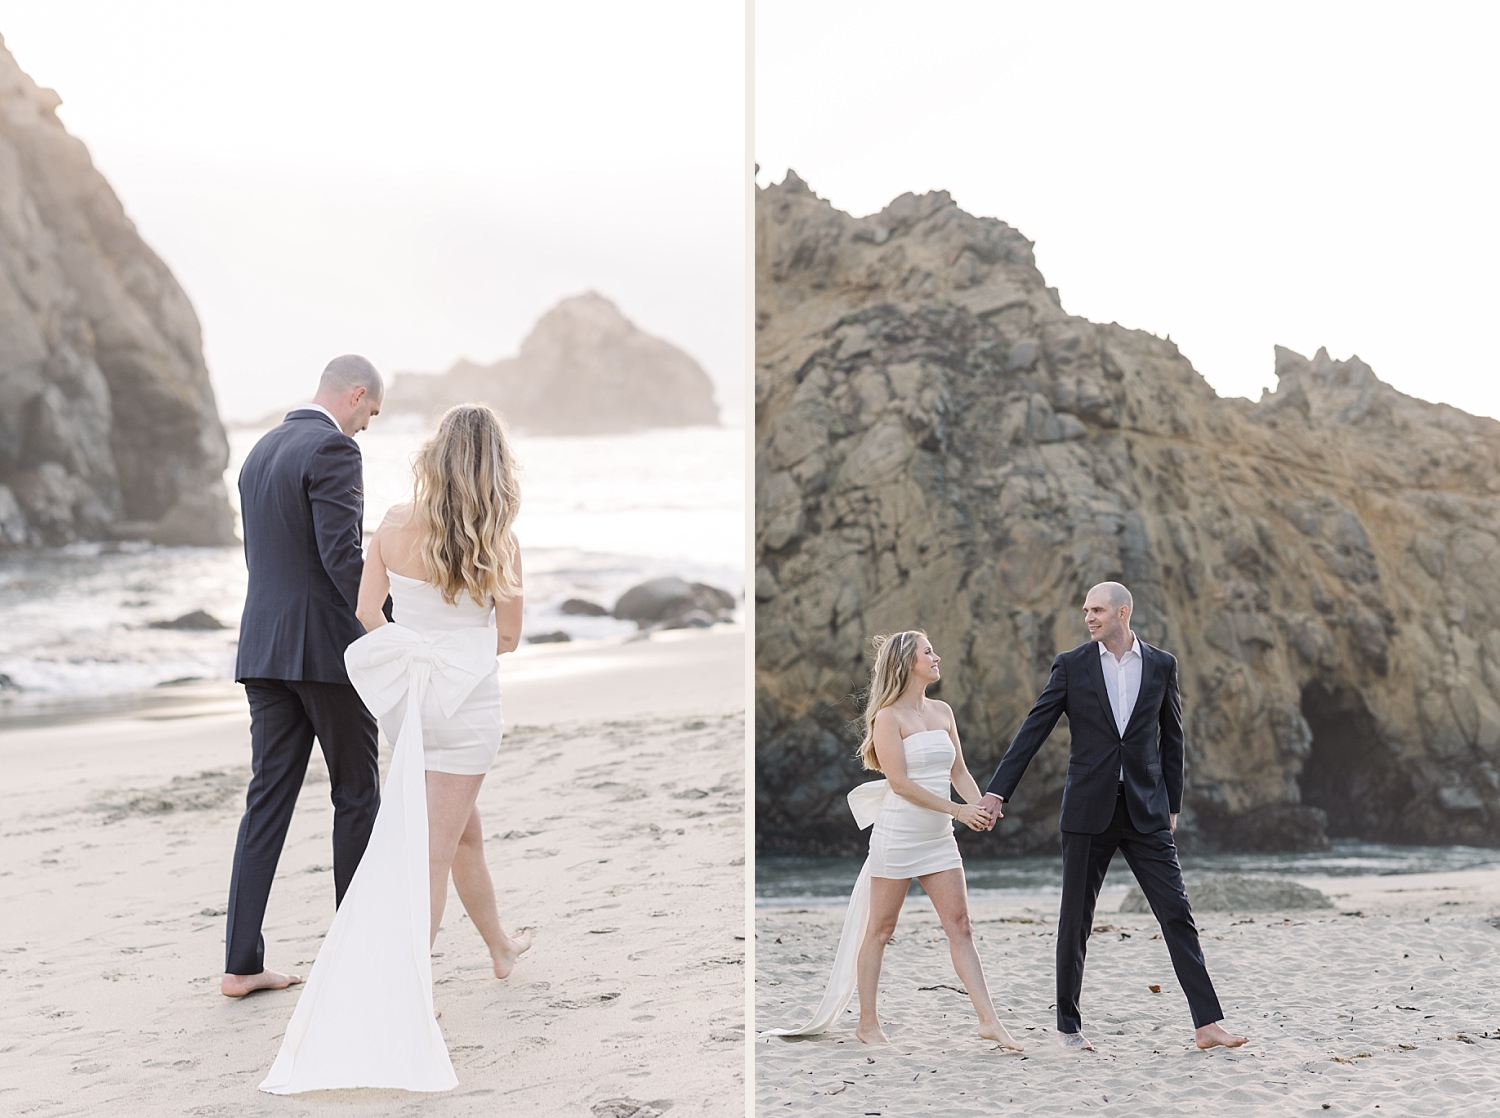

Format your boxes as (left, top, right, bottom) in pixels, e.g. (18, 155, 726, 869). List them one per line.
(0, 420, 743, 706)
(756, 840, 1500, 905)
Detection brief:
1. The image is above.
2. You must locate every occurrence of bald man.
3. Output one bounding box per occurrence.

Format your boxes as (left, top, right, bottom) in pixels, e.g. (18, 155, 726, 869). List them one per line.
(222, 355, 384, 997)
(980, 582, 1246, 1051)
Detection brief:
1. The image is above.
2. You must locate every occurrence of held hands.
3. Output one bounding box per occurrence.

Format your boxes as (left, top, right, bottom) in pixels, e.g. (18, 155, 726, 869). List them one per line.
(979, 793, 1005, 831)
(953, 802, 994, 831)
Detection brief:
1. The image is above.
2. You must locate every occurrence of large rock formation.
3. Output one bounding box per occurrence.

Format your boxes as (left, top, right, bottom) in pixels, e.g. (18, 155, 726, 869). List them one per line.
(0, 38, 234, 548)
(756, 172, 1500, 856)
(386, 291, 720, 435)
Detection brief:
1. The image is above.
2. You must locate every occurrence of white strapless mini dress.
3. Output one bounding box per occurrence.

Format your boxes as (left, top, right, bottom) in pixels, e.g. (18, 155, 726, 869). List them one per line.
(760, 729, 965, 1038)
(865, 729, 964, 879)
(379, 571, 503, 775)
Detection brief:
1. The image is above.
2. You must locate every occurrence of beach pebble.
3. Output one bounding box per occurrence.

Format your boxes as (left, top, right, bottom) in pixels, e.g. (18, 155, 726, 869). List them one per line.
(590, 1099, 664, 1118)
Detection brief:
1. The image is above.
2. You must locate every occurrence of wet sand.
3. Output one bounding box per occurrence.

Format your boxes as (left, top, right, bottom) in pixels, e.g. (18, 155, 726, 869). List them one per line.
(0, 627, 746, 1117)
(756, 866, 1500, 1116)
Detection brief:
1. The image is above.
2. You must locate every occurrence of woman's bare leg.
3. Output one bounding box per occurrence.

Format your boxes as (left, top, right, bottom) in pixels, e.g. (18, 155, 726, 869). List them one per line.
(919, 867, 1022, 1050)
(855, 877, 911, 1045)
(426, 772, 486, 946)
(450, 803, 532, 977)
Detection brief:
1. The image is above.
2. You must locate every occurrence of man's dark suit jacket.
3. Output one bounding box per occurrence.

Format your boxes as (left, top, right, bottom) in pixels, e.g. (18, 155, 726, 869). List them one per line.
(235, 409, 365, 685)
(985, 639, 1185, 834)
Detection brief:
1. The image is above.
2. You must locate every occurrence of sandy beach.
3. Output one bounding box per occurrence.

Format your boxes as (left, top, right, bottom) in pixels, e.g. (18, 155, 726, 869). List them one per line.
(0, 626, 746, 1117)
(756, 866, 1500, 1116)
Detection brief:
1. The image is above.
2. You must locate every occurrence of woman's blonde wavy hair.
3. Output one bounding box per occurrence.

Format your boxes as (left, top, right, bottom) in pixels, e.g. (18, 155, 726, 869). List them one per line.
(855, 629, 927, 772)
(412, 403, 522, 607)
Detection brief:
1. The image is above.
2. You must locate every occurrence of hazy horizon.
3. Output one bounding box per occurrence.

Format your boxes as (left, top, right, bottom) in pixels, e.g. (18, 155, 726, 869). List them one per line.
(756, 2, 1500, 423)
(0, 2, 745, 424)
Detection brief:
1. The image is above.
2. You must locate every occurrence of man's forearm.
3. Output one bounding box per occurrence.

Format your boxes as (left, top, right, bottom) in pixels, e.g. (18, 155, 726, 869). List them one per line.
(987, 662, 1067, 798)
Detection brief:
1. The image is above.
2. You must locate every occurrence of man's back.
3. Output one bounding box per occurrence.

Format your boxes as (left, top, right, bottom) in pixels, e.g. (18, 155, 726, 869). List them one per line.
(236, 410, 365, 684)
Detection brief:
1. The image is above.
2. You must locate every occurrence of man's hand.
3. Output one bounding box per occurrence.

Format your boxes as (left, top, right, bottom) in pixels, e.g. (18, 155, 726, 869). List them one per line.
(980, 793, 1004, 831)
(1170, 812, 1178, 833)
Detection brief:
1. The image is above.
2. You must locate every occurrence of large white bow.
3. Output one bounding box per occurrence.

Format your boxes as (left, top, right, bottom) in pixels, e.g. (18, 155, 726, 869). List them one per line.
(846, 779, 890, 830)
(344, 623, 498, 720)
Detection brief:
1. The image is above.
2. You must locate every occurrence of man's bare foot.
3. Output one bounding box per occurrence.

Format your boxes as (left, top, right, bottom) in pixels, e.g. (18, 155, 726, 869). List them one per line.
(978, 1021, 1024, 1051)
(855, 1022, 889, 1045)
(221, 969, 302, 997)
(1058, 1031, 1095, 1051)
(491, 928, 533, 979)
(1195, 1021, 1247, 1049)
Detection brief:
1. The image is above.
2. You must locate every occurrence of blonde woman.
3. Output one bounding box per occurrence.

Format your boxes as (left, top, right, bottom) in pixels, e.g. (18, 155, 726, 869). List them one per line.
(261, 404, 532, 1094)
(762, 630, 1022, 1050)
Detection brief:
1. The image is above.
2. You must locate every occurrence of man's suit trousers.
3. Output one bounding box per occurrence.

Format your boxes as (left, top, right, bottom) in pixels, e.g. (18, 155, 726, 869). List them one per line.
(225, 679, 379, 976)
(1056, 791, 1223, 1032)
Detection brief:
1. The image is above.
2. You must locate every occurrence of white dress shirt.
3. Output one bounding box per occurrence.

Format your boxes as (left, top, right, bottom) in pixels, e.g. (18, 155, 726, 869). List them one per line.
(1099, 633, 1143, 780)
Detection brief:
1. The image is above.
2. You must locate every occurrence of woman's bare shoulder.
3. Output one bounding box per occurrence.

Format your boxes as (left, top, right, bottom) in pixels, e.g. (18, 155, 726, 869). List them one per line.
(373, 504, 428, 576)
(381, 502, 415, 528)
(375, 503, 418, 541)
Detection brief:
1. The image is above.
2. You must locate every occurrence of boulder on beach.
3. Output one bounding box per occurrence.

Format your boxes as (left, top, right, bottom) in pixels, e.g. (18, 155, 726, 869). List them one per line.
(613, 577, 736, 630)
(148, 610, 227, 631)
(560, 598, 610, 617)
(0, 39, 235, 549)
(1119, 873, 1332, 914)
(526, 631, 571, 644)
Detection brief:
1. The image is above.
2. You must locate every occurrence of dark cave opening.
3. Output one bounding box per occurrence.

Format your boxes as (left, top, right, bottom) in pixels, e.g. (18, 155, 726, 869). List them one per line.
(1297, 681, 1404, 839)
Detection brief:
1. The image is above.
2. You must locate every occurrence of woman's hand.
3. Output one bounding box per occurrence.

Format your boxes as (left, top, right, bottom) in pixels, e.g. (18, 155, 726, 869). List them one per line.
(954, 802, 994, 831)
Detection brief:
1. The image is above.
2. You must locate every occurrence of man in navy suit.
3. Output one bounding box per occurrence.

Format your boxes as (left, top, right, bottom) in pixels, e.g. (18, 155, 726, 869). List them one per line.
(980, 582, 1247, 1050)
(221, 355, 384, 997)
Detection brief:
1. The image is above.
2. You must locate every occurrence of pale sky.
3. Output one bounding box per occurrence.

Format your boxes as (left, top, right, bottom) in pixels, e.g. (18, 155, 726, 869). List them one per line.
(0, 1, 746, 422)
(756, 2, 1500, 420)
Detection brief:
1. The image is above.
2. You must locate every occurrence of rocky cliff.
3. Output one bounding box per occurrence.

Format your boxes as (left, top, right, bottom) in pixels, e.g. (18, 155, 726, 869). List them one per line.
(756, 172, 1500, 855)
(387, 291, 720, 435)
(0, 39, 234, 548)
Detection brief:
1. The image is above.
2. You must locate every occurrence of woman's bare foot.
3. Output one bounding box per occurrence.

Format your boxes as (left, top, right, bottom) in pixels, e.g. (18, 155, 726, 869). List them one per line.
(855, 1021, 889, 1045)
(491, 928, 533, 979)
(221, 969, 302, 997)
(1195, 1021, 1247, 1049)
(978, 1021, 1024, 1051)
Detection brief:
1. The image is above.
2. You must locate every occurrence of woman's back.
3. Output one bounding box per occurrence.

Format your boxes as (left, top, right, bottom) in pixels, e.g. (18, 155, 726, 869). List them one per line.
(386, 570, 494, 634)
(370, 504, 506, 776)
